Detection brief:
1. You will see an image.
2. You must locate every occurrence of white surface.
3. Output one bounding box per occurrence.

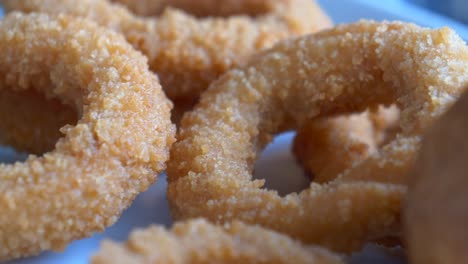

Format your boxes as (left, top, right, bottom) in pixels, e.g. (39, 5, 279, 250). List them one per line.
(2, 1, 467, 263)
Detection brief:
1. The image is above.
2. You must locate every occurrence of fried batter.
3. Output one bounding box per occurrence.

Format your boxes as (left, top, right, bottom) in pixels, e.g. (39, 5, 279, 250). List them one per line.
(3, 0, 332, 104)
(0, 13, 175, 260)
(167, 21, 468, 252)
(92, 219, 344, 264)
(293, 106, 399, 183)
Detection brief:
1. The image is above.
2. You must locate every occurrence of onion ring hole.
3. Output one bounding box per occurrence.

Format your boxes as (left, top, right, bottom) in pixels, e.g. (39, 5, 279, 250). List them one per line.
(253, 131, 310, 196)
(0, 89, 78, 162)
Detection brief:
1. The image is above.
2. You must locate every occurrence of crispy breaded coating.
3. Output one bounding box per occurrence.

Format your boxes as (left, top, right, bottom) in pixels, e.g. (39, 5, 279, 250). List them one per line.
(293, 106, 399, 183)
(3, 0, 332, 104)
(92, 219, 344, 264)
(167, 21, 468, 252)
(0, 13, 175, 260)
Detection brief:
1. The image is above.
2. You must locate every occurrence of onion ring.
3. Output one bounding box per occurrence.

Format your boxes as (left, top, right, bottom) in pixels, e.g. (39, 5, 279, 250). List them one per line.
(293, 106, 399, 183)
(91, 219, 344, 264)
(405, 91, 468, 264)
(0, 13, 175, 260)
(167, 21, 468, 252)
(116, 7, 407, 188)
(3, 0, 332, 106)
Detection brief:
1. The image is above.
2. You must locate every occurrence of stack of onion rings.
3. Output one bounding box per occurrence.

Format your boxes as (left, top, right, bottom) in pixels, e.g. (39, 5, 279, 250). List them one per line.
(3, 0, 332, 111)
(0, 13, 175, 260)
(92, 219, 344, 264)
(167, 21, 468, 252)
(405, 90, 468, 264)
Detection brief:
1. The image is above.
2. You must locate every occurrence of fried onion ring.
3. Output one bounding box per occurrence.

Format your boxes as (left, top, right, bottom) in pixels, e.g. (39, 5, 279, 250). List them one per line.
(167, 21, 468, 252)
(293, 106, 399, 183)
(0, 13, 175, 260)
(91, 219, 344, 264)
(405, 91, 468, 264)
(3, 0, 332, 105)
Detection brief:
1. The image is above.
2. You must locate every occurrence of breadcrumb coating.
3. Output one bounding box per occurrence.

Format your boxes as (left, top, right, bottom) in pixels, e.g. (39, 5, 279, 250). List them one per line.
(167, 21, 468, 252)
(91, 219, 344, 264)
(3, 0, 332, 104)
(293, 106, 399, 183)
(0, 13, 175, 260)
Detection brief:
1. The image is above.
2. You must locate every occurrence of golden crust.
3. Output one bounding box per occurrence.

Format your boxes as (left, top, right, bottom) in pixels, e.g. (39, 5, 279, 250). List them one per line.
(3, 0, 332, 103)
(0, 13, 175, 260)
(405, 91, 468, 264)
(167, 21, 468, 252)
(91, 219, 344, 264)
(293, 106, 399, 183)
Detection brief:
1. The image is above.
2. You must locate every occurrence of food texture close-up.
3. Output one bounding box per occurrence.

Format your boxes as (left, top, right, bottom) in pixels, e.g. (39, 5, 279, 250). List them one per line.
(0, 1, 467, 264)
(166, 19, 468, 252)
(2, 0, 332, 123)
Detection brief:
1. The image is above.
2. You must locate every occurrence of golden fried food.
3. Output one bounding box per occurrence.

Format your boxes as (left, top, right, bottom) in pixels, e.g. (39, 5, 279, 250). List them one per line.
(293, 106, 399, 183)
(3, 0, 332, 106)
(405, 91, 468, 264)
(167, 21, 468, 252)
(92, 219, 344, 264)
(0, 13, 175, 260)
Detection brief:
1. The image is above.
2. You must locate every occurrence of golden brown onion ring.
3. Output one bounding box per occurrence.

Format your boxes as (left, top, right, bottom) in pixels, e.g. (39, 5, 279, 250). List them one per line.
(167, 21, 468, 252)
(0, 13, 175, 260)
